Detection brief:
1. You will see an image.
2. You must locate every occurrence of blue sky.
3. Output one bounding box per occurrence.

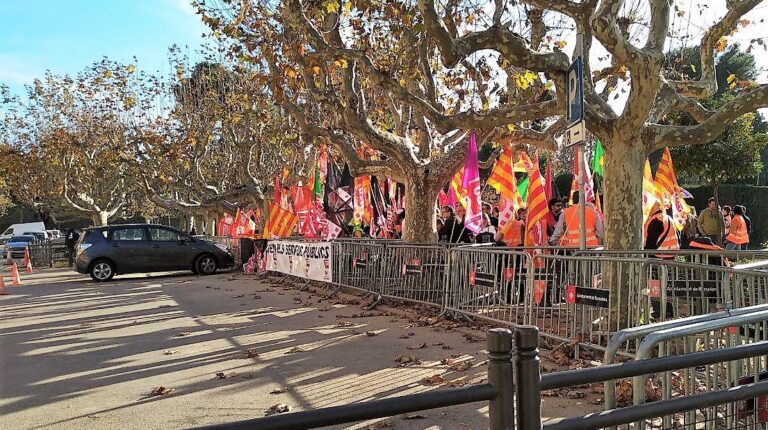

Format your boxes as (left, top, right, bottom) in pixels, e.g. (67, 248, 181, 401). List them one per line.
(0, 0, 208, 95)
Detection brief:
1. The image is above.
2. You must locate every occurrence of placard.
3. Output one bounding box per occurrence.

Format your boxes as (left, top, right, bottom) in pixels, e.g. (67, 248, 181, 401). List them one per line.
(566, 285, 610, 308)
(265, 240, 332, 282)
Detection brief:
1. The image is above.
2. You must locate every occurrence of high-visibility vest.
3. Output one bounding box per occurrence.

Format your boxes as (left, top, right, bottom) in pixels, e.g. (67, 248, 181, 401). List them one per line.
(558, 206, 599, 247)
(644, 211, 679, 252)
(726, 215, 749, 245)
(500, 219, 524, 247)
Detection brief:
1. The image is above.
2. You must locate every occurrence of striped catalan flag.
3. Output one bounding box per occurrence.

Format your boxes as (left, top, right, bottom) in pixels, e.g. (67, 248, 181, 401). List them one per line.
(488, 146, 524, 210)
(524, 154, 549, 247)
(513, 151, 534, 173)
(448, 167, 467, 208)
(654, 147, 678, 199)
(263, 202, 298, 239)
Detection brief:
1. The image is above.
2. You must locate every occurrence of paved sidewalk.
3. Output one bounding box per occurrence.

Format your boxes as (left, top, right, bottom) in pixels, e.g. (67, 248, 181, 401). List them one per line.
(0, 267, 598, 429)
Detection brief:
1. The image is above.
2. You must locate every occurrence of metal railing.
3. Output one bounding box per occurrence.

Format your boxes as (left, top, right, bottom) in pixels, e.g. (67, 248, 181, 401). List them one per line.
(189, 326, 768, 430)
(192, 328, 515, 430)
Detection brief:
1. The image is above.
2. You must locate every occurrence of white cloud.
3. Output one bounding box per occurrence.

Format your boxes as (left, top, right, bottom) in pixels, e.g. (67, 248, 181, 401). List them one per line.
(0, 54, 46, 88)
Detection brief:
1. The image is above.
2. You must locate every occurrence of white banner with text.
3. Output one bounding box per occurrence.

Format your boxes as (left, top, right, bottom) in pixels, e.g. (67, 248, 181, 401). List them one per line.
(265, 240, 333, 282)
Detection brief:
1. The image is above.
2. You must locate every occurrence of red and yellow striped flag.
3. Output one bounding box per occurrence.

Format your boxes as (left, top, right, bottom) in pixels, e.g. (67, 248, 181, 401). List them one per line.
(488, 146, 523, 210)
(654, 147, 678, 199)
(449, 167, 467, 208)
(263, 202, 297, 239)
(524, 154, 549, 247)
(513, 151, 534, 172)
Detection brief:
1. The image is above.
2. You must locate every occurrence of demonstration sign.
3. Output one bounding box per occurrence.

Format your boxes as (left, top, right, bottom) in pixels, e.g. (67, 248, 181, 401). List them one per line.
(265, 240, 333, 282)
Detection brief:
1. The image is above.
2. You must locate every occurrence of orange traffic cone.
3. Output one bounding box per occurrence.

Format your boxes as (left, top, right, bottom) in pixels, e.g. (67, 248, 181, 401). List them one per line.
(24, 249, 32, 274)
(0, 275, 8, 295)
(11, 263, 21, 286)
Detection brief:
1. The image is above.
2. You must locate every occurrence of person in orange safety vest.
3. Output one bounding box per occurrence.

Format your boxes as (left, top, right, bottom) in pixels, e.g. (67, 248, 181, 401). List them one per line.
(725, 205, 749, 250)
(548, 192, 603, 248)
(644, 201, 679, 258)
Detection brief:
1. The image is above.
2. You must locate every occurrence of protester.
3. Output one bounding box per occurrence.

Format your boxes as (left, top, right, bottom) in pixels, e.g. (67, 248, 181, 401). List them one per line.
(725, 205, 749, 250)
(549, 192, 602, 247)
(644, 201, 679, 255)
(722, 205, 732, 238)
(189, 227, 197, 236)
(475, 213, 496, 243)
(679, 207, 698, 249)
(697, 197, 725, 246)
(438, 205, 470, 243)
(740, 205, 752, 236)
(482, 203, 498, 229)
(491, 206, 500, 228)
(495, 207, 526, 247)
(545, 198, 564, 238)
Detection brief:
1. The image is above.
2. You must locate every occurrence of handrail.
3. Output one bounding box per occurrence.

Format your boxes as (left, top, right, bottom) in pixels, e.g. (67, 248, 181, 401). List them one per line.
(191, 384, 497, 430)
(543, 380, 768, 430)
(542, 340, 768, 390)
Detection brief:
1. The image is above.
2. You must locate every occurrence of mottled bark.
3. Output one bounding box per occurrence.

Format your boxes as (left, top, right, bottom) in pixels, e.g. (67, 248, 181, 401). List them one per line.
(403, 170, 439, 242)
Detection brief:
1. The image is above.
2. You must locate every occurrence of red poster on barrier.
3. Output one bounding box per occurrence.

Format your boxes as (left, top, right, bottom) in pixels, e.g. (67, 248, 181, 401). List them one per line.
(533, 280, 546, 304)
(566, 285, 576, 304)
(469, 271, 476, 286)
(503, 268, 515, 281)
(738, 373, 768, 422)
(648, 280, 661, 298)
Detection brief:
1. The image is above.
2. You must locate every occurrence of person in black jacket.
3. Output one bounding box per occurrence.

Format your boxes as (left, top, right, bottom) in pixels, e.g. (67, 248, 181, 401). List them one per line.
(65, 228, 80, 267)
(438, 206, 471, 243)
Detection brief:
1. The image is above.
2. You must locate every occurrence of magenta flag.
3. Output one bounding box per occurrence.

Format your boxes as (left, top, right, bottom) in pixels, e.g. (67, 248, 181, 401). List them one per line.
(461, 132, 483, 234)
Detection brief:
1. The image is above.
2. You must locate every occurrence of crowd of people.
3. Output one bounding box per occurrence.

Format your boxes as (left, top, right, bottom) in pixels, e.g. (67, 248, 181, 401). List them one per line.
(436, 194, 753, 252)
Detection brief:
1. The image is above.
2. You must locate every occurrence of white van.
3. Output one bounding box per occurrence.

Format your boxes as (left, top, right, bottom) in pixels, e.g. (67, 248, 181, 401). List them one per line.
(0, 222, 47, 243)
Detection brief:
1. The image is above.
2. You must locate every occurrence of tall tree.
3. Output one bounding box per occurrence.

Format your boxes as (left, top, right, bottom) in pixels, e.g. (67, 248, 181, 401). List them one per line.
(196, 0, 768, 247)
(0, 60, 154, 225)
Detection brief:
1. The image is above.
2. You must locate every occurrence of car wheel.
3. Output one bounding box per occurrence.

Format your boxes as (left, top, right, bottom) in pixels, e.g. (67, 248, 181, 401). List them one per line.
(196, 254, 217, 275)
(90, 259, 115, 282)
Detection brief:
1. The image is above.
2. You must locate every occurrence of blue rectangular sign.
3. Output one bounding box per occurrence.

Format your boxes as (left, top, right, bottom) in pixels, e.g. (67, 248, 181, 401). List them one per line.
(567, 57, 584, 126)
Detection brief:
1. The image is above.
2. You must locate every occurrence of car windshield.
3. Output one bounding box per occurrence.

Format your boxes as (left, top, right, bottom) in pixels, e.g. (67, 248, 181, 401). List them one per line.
(9, 236, 34, 243)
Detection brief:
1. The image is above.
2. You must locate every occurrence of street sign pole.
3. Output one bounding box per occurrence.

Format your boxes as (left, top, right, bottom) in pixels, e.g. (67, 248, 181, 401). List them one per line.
(566, 33, 587, 250)
(577, 34, 586, 250)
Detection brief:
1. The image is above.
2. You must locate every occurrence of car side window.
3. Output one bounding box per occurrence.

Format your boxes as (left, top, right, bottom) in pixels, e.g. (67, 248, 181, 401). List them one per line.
(111, 228, 147, 241)
(148, 228, 183, 242)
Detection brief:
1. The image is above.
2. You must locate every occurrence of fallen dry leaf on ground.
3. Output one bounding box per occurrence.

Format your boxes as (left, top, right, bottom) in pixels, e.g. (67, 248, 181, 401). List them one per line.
(421, 374, 445, 386)
(394, 355, 422, 366)
(215, 372, 237, 380)
(449, 360, 473, 372)
(174, 332, 191, 338)
(158, 304, 173, 308)
(163, 350, 177, 355)
(402, 413, 426, 420)
(365, 331, 378, 337)
(463, 333, 481, 343)
(366, 419, 393, 428)
(285, 346, 305, 354)
(442, 378, 469, 388)
(407, 342, 427, 350)
(150, 386, 174, 396)
(270, 387, 289, 394)
(265, 404, 291, 416)
(245, 350, 259, 358)
(441, 357, 455, 365)
(397, 334, 410, 339)
(337, 321, 354, 327)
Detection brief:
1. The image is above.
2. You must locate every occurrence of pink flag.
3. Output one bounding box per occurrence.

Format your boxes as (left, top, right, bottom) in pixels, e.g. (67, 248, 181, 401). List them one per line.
(438, 189, 449, 208)
(325, 219, 342, 240)
(570, 147, 595, 204)
(461, 132, 483, 234)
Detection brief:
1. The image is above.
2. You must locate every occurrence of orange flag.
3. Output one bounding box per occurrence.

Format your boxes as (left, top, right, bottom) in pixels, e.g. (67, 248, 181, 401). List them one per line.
(263, 203, 298, 239)
(524, 154, 549, 247)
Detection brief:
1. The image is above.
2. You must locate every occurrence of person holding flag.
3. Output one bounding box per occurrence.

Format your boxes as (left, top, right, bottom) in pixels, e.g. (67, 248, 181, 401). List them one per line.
(549, 191, 603, 248)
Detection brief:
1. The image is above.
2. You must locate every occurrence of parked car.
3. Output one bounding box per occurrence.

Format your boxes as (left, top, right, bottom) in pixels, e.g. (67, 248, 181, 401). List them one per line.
(74, 224, 235, 281)
(4, 235, 37, 259)
(0, 222, 46, 242)
(23, 231, 50, 243)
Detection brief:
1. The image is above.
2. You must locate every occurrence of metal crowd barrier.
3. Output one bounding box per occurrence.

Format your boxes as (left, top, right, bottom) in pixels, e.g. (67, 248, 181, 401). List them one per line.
(26, 242, 69, 268)
(443, 246, 531, 326)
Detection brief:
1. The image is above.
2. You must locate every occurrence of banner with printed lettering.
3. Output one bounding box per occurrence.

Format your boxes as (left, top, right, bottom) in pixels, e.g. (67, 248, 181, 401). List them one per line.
(265, 240, 333, 282)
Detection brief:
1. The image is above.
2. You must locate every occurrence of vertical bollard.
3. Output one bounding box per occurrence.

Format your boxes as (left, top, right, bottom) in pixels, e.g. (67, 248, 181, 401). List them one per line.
(488, 328, 514, 430)
(516, 325, 542, 430)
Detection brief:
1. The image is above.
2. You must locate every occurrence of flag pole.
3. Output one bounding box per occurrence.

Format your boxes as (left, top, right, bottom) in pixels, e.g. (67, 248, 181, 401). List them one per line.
(576, 33, 587, 251)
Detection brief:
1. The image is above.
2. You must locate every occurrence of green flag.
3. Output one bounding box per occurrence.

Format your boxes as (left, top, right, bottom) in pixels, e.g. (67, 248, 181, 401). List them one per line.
(312, 163, 322, 198)
(518, 176, 529, 202)
(592, 140, 605, 177)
